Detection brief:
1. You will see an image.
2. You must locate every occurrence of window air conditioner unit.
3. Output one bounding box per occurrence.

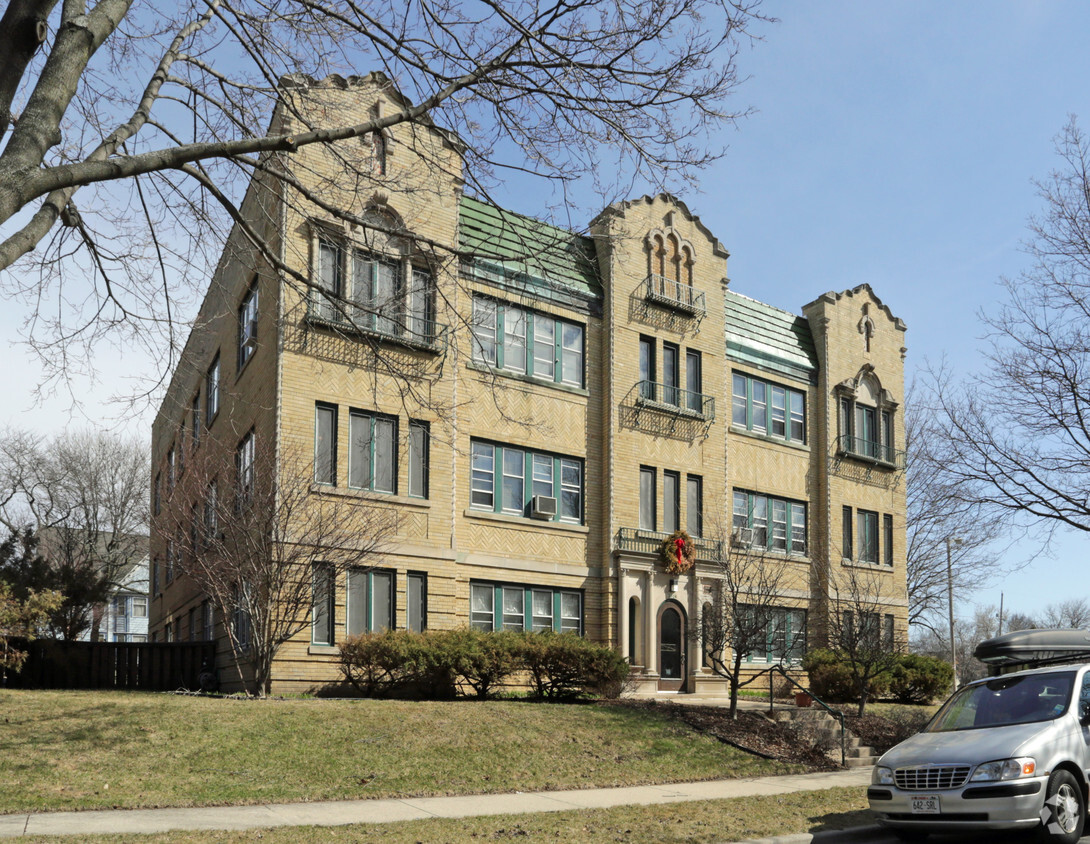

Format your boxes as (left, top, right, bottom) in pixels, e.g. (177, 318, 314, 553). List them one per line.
(530, 495, 558, 520)
(731, 527, 753, 547)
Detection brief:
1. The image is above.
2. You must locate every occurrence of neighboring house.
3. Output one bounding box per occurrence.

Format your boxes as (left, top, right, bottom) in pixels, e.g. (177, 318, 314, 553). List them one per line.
(149, 73, 908, 694)
(93, 553, 149, 643)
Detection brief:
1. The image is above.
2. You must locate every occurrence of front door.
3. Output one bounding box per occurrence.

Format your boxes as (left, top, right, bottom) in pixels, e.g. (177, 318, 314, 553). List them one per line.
(658, 605, 685, 691)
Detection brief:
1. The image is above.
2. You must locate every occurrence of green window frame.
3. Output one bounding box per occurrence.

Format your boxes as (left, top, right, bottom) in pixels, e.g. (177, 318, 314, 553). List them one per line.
(347, 568, 396, 635)
(348, 410, 397, 494)
(469, 581, 583, 634)
(732, 490, 807, 555)
(471, 296, 585, 388)
(857, 509, 879, 563)
(312, 563, 335, 645)
(469, 440, 583, 523)
(731, 372, 806, 444)
(740, 606, 807, 664)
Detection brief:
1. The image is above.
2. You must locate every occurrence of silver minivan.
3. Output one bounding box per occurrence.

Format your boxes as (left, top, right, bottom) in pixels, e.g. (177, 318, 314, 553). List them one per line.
(868, 631, 1090, 843)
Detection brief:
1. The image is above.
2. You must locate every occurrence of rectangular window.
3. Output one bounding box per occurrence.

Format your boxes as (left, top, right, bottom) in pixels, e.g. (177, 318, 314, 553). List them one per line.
(732, 372, 806, 444)
(471, 297, 584, 387)
(188, 606, 199, 642)
(167, 447, 175, 490)
(153, 473, 161, 516)
(314, 403, 337, 485)
(842, 505, 853, 559)
(407, 267, 433, 341)
(733, 489, 808, 555)
(312, 564, 335, 645)
(204, 481, 218, 543)
(238, 282, 259, 369)
(883, 513, 894, 566)
(471, 441, 582, 523)
(353, 251, 402, 336)
(166, 538, 175, 583)
(741, 607, 807, 664)
(639, 466, 656, 531)
(662, 343, 679, 406)
(407, 572, 427, 632)
(639, 336, 655, 399)
(203, 600, 213, 641)
(206, 355, 220, 425)
(470, 581, 583, 634)
(178, 421, 186, 476)
(856, 405, 877, 457)
(857, 509, 879, 563)
(151, 558, 160, 595)
(684, 475, 701, 536)
(349, 411, 397, 494)
(191, 393, 201, 450)
(236, 430, 255, 506)
(663, 470, 680, 534)
(685, 350, 702, 413)
(408, 421, 429, 499)
(347, 568, 395, 634)
(317, 239, 343, 320)
(131, 596, 147, 618)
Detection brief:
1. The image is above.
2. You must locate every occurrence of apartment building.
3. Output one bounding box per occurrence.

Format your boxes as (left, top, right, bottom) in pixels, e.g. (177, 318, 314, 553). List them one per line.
(149, 73, 908, 694)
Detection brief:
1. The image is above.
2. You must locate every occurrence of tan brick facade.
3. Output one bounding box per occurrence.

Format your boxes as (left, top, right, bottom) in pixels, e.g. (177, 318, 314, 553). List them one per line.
(149, 76, 907, 695)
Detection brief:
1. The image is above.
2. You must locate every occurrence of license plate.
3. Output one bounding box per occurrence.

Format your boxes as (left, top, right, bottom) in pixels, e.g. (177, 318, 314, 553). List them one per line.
(910, 795, 941, 814)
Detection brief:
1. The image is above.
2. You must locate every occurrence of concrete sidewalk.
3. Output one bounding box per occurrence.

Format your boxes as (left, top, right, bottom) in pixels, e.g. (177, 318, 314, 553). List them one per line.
(0, 767, 872, 839)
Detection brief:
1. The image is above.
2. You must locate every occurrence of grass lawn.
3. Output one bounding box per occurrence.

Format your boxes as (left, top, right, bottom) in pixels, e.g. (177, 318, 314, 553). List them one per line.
(21, 788, 872, 843)
(0, 690, 813, 814)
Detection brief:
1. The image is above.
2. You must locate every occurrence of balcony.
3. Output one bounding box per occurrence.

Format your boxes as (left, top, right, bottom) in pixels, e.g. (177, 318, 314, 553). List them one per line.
(836, 434, 903, 468)
(616, 527, 722, 560)
(643, 273, 706, 317)
(635, 380, 715, 422)
(307, 296, 449, 353)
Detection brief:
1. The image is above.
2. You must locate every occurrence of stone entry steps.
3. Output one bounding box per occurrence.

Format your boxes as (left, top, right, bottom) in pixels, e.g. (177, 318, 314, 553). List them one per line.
(770, 706, 881, 768)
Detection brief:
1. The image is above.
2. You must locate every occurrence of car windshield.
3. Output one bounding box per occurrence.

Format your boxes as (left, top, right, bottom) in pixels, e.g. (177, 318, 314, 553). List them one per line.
(927, 671, 1075, 732)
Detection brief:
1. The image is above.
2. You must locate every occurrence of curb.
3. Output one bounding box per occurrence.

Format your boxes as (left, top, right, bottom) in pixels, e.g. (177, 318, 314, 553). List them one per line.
(727, 824, 883, 844)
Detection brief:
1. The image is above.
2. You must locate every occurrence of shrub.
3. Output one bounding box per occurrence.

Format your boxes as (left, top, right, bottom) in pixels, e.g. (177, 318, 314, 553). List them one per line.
(802, 648, 889, 704)
(442, 628, 520, 699)
(888, 653, 954, 704)
(339, 629, 419, 697)
(518, 631, 628, 700)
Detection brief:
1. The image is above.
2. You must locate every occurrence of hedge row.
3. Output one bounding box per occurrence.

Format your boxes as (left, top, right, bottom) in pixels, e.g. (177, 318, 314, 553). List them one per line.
(338, 628, 629, 701)
(802, 648, 954, 705)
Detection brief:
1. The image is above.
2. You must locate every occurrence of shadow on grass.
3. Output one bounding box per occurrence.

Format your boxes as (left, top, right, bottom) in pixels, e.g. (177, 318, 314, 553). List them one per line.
(808, 807, 875, 832)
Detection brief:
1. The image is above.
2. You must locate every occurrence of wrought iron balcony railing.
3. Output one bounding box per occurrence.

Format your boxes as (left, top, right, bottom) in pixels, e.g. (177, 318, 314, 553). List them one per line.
(307, 296, 449, 352)
(836, 434, 903, 468)
(616, 527, 722, 560)
(635, 380, 715, 421)
(643, 273, 706, 317)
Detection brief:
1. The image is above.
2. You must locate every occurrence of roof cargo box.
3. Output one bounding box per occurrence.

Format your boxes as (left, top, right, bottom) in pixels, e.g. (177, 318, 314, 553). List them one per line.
(974, 628, 1090, 668)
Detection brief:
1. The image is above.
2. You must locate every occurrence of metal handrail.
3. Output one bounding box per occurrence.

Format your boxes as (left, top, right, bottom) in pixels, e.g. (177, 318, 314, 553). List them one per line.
(635, 380, 715, 421)
(643, 273, 706, 316)
(836, 434, 903, 467)
(615, 527, 722, 560)
(307, 296, 449, 352)
(758, 663, 846, 767)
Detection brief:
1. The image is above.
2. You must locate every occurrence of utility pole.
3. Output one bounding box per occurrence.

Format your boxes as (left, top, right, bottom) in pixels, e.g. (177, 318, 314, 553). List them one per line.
(946, 536, 962, 689)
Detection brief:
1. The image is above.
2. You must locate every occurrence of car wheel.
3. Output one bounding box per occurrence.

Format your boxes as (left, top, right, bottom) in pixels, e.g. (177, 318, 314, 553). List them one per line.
(1037, 769, 1085, 844)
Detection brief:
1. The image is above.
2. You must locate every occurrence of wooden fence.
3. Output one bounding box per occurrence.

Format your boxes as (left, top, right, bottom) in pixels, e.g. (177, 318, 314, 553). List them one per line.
(4, 639, 217, 691)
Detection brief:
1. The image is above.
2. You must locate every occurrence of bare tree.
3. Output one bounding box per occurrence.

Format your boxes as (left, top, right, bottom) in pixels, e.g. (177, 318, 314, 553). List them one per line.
(903, 378, 1012, 633)
(825, 563, 906, 716)
(0, 0, 769, 405)
(1040, 598, 1090, 629)
(913, 603, 1000, 686)
(165, 439, 394, 697)
(0, 428, 148, 639)
(926, 119, 1090, 544)
(695, 519, 800, 719)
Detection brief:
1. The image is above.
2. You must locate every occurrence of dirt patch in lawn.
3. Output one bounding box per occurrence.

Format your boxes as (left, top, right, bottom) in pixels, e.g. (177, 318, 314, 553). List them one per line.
(602, 700, 840, 771)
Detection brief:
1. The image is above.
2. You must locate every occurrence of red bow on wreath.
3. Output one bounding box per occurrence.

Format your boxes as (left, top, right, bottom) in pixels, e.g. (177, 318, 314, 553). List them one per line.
(661, 529, 695, 574)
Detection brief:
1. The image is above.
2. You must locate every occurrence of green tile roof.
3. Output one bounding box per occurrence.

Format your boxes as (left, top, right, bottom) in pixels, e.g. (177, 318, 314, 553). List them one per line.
(725, 289, 816, 381)
(459, 195, 602, 309)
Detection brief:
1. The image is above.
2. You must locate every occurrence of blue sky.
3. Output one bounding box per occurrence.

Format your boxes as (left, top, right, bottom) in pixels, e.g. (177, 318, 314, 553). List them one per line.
(3, 1, 1089, 621)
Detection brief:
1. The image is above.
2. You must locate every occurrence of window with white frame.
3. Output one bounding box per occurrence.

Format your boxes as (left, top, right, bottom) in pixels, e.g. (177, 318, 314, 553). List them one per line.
(639, 466, 656, 530)
(470, 440, 582, 523)
(206, 354, 220, 425)
(347, 567, 395, 634)
(469, 581, 582, 634)
(132, 595, 147, 618)
(349, 411, 397, 494)
(732, 490, 807, 555)
(237, 430, 255, 506)
(238, 281, 259, 369)
(732, 372, 806, 443)
(740, 607, 806, 663)
(470, 296, 584, 388)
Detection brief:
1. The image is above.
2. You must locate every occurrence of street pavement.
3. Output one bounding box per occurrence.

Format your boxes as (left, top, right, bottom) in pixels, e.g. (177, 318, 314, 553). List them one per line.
(0, 768, 871, 839)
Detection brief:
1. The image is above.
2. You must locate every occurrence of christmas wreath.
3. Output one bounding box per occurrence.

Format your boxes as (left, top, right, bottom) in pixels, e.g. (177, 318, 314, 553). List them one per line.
(660, 529, 696, 574)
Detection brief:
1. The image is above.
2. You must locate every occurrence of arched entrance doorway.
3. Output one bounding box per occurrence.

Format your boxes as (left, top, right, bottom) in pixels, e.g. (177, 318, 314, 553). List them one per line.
(658, 602, 686, 691)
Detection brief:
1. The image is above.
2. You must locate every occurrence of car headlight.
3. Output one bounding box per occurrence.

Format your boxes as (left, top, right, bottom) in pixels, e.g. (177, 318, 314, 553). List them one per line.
(969, 757, 1036, 782)
(872, 766, 894, 785)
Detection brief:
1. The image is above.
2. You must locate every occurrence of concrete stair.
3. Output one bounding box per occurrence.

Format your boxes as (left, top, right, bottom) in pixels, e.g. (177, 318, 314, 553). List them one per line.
(771, 706, 880, 768)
